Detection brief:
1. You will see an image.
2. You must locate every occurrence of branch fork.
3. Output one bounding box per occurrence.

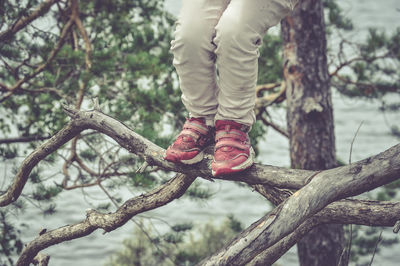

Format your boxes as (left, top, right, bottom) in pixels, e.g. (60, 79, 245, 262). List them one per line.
(0, 105, 398, 265)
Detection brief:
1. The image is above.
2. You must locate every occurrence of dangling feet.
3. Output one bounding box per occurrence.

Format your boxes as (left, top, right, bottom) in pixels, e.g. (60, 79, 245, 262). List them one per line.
(164, 117, 213, 164)
(164, 118, 254, 176)
(211, 120, 255, 177)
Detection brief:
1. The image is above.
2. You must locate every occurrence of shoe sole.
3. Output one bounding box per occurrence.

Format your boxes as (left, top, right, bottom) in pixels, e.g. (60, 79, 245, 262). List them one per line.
(212, 147, 255, 176)
(180, 150, 204, 164)
(164, 150, 205, 165)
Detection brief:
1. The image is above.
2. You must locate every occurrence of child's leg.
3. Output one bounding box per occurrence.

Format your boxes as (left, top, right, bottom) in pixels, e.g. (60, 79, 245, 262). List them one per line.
(171, 0, 230, 126)
(213, 0, 296, 127)
(165, 0, 230, 164)
(211, 0, 296, 176)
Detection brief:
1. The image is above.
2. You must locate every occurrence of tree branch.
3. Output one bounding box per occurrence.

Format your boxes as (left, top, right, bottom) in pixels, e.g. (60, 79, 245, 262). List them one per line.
(249, 185, 400, 265)
(0, 135, 51, 144)
(198, 144, 400, 265)
(16, 173, 196, 266)
(0, 120, 84, 207)
(0, 0, 61, 42)
(0, 106, 398, 265)
(1, 107, 399, 207)
(255, 81, 286, 110)
(0, 18, 74, 103)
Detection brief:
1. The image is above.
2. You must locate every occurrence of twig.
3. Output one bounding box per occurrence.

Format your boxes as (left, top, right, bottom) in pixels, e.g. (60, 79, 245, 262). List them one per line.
(136, 161, 149, 173)
(333, 74, 398, 95)
(329, 53, 391, 78)
(0, 135, 51, 144)
(393, 220, 400, 233)
(0, 0, 60, 42)
(368, 230, 383, 266)
(73, 9, 92, 69)
(349, 121, 364, 165)
(344, 121, 364, 264)
(255, 82, 286, 110)
(256, 82, 281, 95)
(346, 224, 353, 265)
(32, 252, 50, 266)
(259, 113, 289, 138)
(92, 98, 100, 111)
(0, 18, 74, 103)
(18, 87, 73, 102)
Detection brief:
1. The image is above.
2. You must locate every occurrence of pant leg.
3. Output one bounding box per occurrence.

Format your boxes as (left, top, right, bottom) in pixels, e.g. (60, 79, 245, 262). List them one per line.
(213, 0, 296, 126)
(171, 0, 230, 126)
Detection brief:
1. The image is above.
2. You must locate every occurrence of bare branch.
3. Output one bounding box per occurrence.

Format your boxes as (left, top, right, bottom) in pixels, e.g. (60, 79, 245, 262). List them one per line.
(71, 0, 92, 70)
(332, 73, 399, 94)
(17, 87, 73, 102)
(329, 53, 391, 78)
(0, 120, 84, 207)
(16, 173, 196, 266)
(393, 221, 400, 233)
(255, 81, 286, 110)
(259, 112, 289, 138)
(198, 145, 400, 265)
(0, 18, 74, 103)
(0, 106, 398, 265)
(0, 0, 61, 42)
(1, 107, 399, 208)
(368, 230, 383, 266)
(0, 135, 51, 144)
(255, 82, 281, 95)
(248, 199, 400, 265)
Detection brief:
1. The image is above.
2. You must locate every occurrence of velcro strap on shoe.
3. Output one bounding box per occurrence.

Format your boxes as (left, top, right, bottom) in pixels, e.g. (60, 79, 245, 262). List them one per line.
(179, 129, 200, 141)
(215, 129, 247, 141)
(184, 121, 209, 135)
(215, 139, 249, 151)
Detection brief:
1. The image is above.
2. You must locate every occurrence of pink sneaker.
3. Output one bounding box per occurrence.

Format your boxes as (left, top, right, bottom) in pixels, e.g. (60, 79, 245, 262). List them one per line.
(164, 117, 213, 164)
(212, 120, 255, 177)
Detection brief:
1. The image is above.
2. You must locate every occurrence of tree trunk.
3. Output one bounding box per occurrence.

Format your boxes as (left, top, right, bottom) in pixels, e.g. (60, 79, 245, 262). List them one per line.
(282, 1, 347, 265)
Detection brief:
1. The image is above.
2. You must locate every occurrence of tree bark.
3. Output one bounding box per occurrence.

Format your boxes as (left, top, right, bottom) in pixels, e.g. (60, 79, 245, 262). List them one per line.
(282, 1, 346, 265)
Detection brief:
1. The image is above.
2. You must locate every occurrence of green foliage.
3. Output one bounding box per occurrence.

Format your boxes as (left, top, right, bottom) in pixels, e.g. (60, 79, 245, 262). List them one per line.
(323, 0, 353, 30)
(249, 120, 268, 156)
(390, 125, 400, 139)
(106, 216, 244, 266)
(0, 0, 179, 219)
(185, 181, 212, 201)
(32, 183, 62, 201)
(0, 209, 25, 266)
(171, 222, 193, 232)
(323, 3, 399, 142)
(376, 179, 400, 201)
(0, 144, 17, 159)
(128, 172, 157, 188)
(28, 169, 41, 184)
(331, 28, 400, 99)
(348, 225, 398, 264)
(96, 202, 112, 212)
(257, 34, 283, 84)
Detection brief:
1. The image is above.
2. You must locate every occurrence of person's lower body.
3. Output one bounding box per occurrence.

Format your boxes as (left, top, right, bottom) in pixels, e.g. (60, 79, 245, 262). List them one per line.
(165, 0, 297, 176)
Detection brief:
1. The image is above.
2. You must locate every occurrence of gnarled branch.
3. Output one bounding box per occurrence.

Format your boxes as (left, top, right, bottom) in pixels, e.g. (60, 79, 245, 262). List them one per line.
(16, 173, 196, 266)
(0, 106, 399, 265)
(198, 144, 400, 265)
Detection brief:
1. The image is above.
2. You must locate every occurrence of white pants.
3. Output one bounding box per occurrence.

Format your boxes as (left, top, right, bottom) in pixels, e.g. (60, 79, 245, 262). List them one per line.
(171, 0, 297, 126)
